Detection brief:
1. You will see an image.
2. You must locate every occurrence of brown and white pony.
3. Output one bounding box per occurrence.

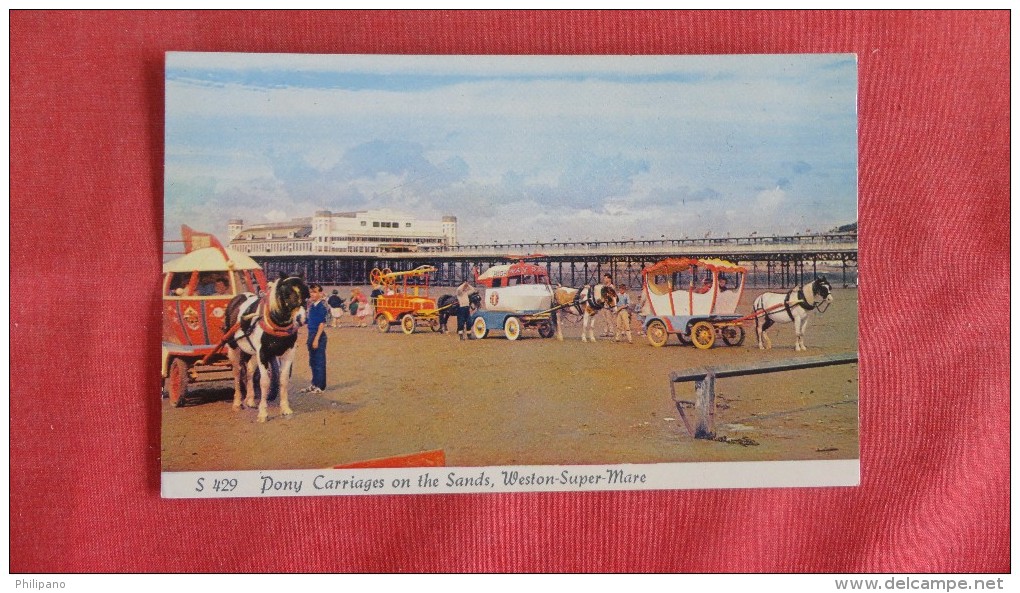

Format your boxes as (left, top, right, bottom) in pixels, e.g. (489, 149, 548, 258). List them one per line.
(553, 285, 618, 342)
(224, 276, 309, 422)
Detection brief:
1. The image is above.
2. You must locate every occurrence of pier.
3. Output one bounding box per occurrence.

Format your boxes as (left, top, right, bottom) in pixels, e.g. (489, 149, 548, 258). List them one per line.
(254, 232, 858, 289)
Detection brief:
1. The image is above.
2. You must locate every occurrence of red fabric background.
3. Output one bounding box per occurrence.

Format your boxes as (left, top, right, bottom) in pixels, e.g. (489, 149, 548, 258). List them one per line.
(9, 11, 1009, 573)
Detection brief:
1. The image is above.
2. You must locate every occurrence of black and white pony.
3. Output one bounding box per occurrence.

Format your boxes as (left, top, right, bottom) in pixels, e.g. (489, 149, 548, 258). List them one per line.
(224, 276, 309, 422)
(553, 284, 618, 342)
(752, 277, 833, 352)
(435, 292, 480, 334)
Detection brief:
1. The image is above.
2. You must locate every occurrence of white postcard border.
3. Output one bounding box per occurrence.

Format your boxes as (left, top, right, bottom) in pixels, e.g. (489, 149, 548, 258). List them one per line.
(162, 459, 860, 498)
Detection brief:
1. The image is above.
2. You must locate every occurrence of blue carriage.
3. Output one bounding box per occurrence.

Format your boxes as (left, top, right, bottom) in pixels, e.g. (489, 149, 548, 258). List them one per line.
(469, 261, 558, 341)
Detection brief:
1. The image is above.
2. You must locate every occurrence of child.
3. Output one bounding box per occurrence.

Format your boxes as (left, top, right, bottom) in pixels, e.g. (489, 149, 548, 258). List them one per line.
(613, 284, 634, 344)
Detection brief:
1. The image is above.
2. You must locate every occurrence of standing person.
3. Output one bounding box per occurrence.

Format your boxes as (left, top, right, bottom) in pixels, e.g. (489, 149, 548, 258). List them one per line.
(300, 283, 328, 394)
(598, 273, 615, 338)
(455, 279, 475, 341)
(327, 289, 344, 328)
(355, 288, 371, 327)
(613, 284, 634, 344)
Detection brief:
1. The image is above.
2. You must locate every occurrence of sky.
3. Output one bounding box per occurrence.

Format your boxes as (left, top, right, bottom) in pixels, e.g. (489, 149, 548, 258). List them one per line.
(164, 53, 857, 246)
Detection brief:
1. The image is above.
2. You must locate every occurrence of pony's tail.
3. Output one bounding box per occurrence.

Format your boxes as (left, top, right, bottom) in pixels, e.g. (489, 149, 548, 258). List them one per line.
(752, 296, 765, 329)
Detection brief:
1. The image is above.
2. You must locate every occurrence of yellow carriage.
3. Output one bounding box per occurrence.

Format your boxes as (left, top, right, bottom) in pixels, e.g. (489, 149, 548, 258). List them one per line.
(369, 265, 449, 334)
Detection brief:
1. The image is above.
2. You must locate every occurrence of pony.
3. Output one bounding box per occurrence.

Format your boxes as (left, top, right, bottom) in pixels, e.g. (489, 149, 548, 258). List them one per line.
(436, 291, 480, 334)
(752, 276, 833, 351)
(224, 276, 310, 422)
(552, 284, 618, 342)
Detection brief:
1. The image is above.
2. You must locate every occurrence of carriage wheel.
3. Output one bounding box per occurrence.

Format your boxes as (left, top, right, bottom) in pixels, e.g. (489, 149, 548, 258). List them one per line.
(690, 321, 716, 350)
(369, 268, 384, 288)
(537, 320, 555, 338)
(646, 320, 669, 347)
(504, 316, 522, 341)
(721, 325, 745, 346)
(166, 358, 190, 407)
(376, 314, 391, 333)
(428, 317, 440, 332)
(401, 314, 416, 335)
(472, 316, 488, 340)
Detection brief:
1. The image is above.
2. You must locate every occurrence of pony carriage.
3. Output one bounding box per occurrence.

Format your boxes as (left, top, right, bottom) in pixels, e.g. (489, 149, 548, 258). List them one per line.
(370, 265, 449, 334)
(640, 258, 749, 349)
(161, 227, 268, 406)
(469, 261, 558, 341)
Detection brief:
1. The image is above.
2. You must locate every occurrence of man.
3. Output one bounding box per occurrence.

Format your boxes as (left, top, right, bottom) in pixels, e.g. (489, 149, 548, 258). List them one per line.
(599, 273, 615, 338)
(455, 279, 475, 341)
(301, 283, 328, 394)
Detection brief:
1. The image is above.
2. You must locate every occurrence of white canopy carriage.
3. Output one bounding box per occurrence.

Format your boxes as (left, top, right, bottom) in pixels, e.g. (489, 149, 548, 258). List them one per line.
(640, 257, 748, 349)
(470, 260, 558, 340)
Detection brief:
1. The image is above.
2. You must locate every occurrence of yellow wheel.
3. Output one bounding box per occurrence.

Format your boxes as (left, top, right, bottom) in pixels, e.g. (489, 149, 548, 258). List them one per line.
(376, 314, 391, 333)
(472, 316, 488, 340)
(369, 268, 384, 288)
(504, 316, 521, 341)
(401, 314, 416, 335)
(690, 321, 716, 350)
(646, 319, 669, 347)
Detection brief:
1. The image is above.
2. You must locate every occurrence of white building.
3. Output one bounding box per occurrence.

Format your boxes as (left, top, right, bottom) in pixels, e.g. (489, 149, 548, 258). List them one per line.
(228, 210, 457, 255)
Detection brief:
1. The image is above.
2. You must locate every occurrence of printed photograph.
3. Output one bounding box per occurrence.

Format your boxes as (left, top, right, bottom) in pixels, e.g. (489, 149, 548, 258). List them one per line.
(161, 53, 859, 494)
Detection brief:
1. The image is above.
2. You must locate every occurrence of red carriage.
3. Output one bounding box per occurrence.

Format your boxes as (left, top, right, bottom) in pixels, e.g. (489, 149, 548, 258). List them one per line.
(161, 226, 268, 406)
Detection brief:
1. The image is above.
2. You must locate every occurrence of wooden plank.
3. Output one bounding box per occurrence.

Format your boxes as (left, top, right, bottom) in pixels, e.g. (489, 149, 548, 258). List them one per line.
(694, 372, 716, 439)
(670, 352, 858, 383)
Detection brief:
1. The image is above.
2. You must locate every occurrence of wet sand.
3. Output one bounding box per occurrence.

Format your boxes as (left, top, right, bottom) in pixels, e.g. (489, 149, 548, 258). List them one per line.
(161, 288, 858, 471)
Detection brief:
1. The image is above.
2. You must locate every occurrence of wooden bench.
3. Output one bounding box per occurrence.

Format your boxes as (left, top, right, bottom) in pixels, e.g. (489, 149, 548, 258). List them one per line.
(669, 352, 859, 439)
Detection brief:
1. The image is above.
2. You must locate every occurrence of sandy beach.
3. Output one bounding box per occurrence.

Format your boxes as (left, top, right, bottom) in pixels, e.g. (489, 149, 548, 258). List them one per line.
(161, 288, 859, 471)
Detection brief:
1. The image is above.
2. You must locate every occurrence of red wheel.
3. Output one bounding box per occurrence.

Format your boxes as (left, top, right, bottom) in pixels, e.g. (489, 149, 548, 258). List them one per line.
(166, 358, 190, 407)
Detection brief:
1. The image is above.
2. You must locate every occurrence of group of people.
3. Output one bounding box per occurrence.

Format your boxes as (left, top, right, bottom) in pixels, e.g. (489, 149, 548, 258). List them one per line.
(597, 273, 642, 344)
(295, 274, 646, 394)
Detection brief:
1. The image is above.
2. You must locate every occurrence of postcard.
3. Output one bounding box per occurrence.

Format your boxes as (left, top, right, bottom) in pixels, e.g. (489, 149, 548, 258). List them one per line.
(161, 53, 859, 497)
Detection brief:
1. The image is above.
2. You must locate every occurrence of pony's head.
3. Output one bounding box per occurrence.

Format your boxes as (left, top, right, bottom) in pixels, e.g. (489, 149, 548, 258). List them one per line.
(599, 285, 618, 309)
(270, 276, 310, 323)
(814, 276, 833, 303)
(469, 291, 482, 311)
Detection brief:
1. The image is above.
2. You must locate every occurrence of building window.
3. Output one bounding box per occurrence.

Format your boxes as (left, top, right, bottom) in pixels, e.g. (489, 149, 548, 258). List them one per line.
(405, 222, 411, 227)
(361, 221, 367, 226)
(373, 221, 379, 227)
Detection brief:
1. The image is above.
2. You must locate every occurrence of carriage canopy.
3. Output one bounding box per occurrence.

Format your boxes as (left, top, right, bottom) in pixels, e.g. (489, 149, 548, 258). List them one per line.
(641, 257, 746, 317)
(474, 262, 549, 288)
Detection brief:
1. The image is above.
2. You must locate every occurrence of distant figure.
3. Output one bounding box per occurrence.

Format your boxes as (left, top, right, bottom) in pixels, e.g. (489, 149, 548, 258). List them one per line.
(613, 284, 634, 344)
(599, 273, 615, 338)
(352, 287, 370, 328)
(718, 274, 730, 292)
(327, 289, 344, 328)
(455, 279, 475, 341)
